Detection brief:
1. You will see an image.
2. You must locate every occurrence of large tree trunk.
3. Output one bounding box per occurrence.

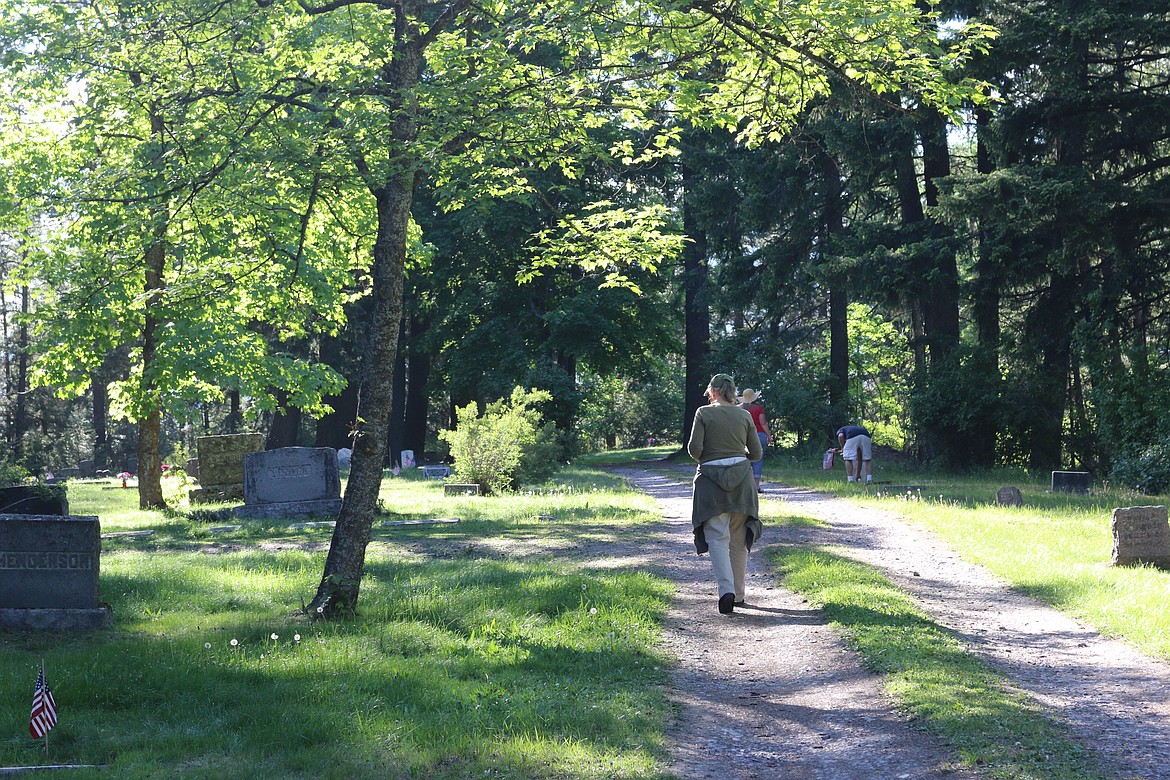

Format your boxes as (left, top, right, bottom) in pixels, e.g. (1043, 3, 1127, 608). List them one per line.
(137, 108, 167, 511)
(12, 284, 30, 461)
(402, 335, 432, 459)
(821, 149, 849, 427)
(681, 141, 710, 448)
(919, 109, 960, 362)
(309, 29, 423, 618)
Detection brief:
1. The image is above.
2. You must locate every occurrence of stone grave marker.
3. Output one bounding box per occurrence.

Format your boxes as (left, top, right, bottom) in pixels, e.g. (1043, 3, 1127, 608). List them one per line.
(423, 465, 451, 478)
(0, 484, 68, 515)
(444, 483, 481, 496)
(1051, 471, 1091, 494)
(189, 433, 264, 503)
(996, 486, 1024, 506)
(185, 458, 200, 480)
(0, 513, 112, 630)
(235, 447, 342, 519)
(1111, 505, 1170, 568)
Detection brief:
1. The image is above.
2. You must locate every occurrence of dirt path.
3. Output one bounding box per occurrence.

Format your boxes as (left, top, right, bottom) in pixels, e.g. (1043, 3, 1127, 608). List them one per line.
(613, 465, 1170, 780)
(609, 467, 979, 780)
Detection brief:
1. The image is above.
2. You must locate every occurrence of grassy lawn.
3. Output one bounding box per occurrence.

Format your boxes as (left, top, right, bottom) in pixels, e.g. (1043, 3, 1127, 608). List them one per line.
(760, 456, 1170, 661)
(1, 470, 676, 779)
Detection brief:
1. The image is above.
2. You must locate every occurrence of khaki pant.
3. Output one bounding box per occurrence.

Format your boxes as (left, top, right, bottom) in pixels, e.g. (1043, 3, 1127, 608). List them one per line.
(703, 511, 749, 601)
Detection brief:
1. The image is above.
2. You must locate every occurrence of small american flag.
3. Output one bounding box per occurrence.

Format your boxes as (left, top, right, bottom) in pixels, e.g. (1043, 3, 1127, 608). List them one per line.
(29, 663, 58, 739)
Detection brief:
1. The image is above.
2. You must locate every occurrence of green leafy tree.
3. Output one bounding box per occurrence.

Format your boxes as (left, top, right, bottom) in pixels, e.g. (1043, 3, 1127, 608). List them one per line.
(0, 0, 358, 507)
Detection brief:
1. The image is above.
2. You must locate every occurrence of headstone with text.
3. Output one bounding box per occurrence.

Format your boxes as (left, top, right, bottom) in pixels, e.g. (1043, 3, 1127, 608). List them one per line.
(189, 433, 264, 504)
(236, 447, 342, 519)
(0, 513, 112, 630)
(1051, 471, 1091, 494)
(1112, 505, 1170, 568)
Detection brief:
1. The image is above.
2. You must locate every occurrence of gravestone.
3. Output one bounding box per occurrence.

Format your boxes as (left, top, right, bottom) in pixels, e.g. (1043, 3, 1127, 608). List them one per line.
(0, 513, 112, 630)
(422, 465, 451, 479)
(337, 448, 352, 469)
(185, 458, 200, 480)
(1052, 471, 1091, 494)
(996, 486, 1024, 507)
(444, 483, 481, 496)
(1111, 505, 1170, 568)
(79, 460, 96, 478)
(235, 447, 342, 519)
(0, 484, 68, 515)
(189, 433, 264, 504)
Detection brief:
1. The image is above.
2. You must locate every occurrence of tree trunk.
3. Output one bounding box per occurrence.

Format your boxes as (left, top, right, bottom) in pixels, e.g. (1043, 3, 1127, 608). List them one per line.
(403, 336, 432, 459)
(309, 29, 423, 618)
(137, 108, 168, 511)
(821, 149, 849, 427)
(919, 109, 960, 363)
(681, 140, 710, 448)
(12, 284, 30, 461)
(265, 391, 302, 449)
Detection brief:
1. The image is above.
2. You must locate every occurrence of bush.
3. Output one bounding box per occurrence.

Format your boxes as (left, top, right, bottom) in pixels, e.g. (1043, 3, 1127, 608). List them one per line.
(1110, 436, 1170, 495)
(439, 387, 561, 494)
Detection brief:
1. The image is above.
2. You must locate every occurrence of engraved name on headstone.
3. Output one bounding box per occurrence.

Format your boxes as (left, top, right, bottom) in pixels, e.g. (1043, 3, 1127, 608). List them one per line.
(0, 514, 112, 630)
(236, 447, 342, 519)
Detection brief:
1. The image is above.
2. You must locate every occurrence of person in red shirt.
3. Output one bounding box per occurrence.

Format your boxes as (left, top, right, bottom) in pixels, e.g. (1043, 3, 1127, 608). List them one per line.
(739, 388, 772, 492)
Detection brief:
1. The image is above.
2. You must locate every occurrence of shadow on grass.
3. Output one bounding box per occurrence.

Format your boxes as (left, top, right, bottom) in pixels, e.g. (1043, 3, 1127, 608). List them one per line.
(7, 549, 676, 779)
(769, 547, 1107, 780)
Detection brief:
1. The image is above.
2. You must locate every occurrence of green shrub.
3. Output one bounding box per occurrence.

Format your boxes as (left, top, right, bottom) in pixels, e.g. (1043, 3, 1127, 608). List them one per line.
(439, 387, 561, 494)
(1110, 435, 1170, 495)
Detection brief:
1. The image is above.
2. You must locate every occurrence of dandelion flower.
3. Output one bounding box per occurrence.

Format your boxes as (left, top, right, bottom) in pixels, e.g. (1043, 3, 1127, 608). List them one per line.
(230, 638, 239, 647)
(271, 633, 279, 641)
(294, 634, 301, 642)
(204, 643, 211, 650)
(589, 607, 597, 615)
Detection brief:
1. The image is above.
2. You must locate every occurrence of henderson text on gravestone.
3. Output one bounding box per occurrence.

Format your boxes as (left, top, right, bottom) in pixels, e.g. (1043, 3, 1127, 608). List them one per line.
(0, 513, 113, 630)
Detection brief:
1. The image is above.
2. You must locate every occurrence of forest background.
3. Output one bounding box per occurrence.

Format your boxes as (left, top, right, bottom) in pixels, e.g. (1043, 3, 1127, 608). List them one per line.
(1, 0, 1168, 502)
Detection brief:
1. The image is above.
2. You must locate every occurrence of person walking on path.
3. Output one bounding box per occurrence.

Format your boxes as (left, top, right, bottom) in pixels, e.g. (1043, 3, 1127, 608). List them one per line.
(738, 388, 772, 492)
(836, 423, 873, 483)
(687, 373, 763, 614)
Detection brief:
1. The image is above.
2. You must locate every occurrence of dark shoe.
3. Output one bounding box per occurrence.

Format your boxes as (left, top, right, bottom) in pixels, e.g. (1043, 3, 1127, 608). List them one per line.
(718, 593, 735, 614)
(734, 600, 746, 607)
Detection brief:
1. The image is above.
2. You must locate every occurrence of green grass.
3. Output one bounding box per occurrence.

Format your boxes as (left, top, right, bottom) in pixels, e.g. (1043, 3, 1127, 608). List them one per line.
(762, 454, 1170, 660)
(1, 472, 676, 779)
(768, 547, 1104, 780)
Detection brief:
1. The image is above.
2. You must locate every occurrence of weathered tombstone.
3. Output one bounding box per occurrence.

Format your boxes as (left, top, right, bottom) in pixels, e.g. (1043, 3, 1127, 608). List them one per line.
(0, 484, 68, 515)
(189, 433, 264, 504)
(1052, 471, 1091, 494)
(336, 448, 352, 469)
(185, 458, 200, 481)
(79, 460, 96, 478)
(0, 514, 112, 630)
(444, 483, 481, 496)
(235, 447, 342, 519)
(996, 486, 1024, 507)
(1111, 505, 1170, 568)
(422, 465, 451, 479)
